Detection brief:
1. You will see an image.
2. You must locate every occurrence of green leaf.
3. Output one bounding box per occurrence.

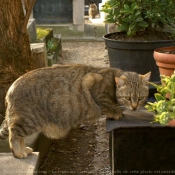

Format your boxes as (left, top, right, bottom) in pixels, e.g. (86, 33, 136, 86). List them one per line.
(104, 17, 116, 23)
(122, 17, 132, 22)
(135, 17, 144, 22)
(124, 4, 130, 11)
(145, 102, 157, 112)
(131, 3, 137, 10)
(129, 23, 136, 30)
(155, 93, 166, 101)
(117, 25, 128, 32)
(134, 11, 141, 17)
(169, 112, 175, 120)
(171, 73, 175, 81)
(160, 87, 170, 95)
(120, 4, 131, 14)
(120, 9, 131, 15)
(160, 75, 169, 81)
(156, 101, 168, 113)
(157, 112, 170, 125)
(137, 21, 148, 28)
(171, 99, 175, 105)
(113, 15, 117, 21)
(148, 82, 158, 88)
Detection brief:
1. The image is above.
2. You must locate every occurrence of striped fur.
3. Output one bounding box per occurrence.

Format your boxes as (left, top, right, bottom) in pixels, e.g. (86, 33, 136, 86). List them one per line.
(0, 120, 9, 139)
(0, 64, 150, 158)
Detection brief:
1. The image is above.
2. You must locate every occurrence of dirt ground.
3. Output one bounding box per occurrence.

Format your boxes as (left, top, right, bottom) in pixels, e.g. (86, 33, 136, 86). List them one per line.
(38, 42, 112, 175)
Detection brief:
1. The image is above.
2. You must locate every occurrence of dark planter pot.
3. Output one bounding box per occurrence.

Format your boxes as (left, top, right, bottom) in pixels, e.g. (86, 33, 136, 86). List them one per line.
(103, 32, 174, 82)
(106, 113, 175, 173)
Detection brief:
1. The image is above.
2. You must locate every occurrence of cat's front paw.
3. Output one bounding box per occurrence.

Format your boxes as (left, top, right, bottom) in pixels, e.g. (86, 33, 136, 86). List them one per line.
(106, 113, 123, 120)
(113, 113, 123, 120)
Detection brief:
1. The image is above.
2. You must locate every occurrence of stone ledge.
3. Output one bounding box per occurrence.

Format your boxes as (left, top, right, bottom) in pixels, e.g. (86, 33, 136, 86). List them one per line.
(30, 43, 48, 68)
(0, 152, 39, 175)
(0, 132, 53, 169)
(62, 36, 104, 42)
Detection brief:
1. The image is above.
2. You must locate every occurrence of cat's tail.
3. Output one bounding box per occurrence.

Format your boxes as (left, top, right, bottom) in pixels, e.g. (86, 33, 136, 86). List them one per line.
(0, 115, 9, 140)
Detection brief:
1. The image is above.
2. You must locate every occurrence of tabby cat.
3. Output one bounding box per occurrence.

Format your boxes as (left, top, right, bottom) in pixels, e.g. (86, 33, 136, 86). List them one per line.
(0, 64, 150, 158)
(88, 3, 98, 19)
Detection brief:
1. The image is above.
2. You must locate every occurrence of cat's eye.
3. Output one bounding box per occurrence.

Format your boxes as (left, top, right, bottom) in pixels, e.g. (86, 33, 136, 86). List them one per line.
(139, 97, 144, 100)
(125, 97, 131, 100)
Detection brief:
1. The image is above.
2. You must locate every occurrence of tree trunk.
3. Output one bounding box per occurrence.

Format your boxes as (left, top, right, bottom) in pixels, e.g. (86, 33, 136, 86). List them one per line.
(0, 0, 36, 117)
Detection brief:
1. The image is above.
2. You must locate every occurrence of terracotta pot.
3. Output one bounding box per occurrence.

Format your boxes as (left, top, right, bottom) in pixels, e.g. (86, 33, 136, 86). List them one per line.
(168, 119, 175, 127)
(154, 46, 175, 99)
(153, 46, 175, 76)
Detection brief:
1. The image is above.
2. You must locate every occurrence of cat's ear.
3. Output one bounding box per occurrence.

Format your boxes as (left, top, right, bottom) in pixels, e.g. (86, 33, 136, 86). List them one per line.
(140, 72, 151, 81)
(115, 75, 126, 88)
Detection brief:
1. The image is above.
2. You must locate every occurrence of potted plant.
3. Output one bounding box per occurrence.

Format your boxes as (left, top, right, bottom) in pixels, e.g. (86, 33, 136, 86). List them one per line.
(145, 71, 175, 125)
(101, 0, 175, 83)
(47, 38, 59, 55)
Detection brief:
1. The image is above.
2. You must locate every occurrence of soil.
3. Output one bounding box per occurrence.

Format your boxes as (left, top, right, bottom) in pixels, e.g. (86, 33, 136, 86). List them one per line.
(157, 48, 175, 54)
(38, 42, 111, 175)
(105, 31, 172, 41)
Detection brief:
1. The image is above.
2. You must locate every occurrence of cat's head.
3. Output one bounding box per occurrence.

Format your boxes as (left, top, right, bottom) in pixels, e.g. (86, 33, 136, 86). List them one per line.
(89, 3, 96, 8)
(115, 72, 151, 110)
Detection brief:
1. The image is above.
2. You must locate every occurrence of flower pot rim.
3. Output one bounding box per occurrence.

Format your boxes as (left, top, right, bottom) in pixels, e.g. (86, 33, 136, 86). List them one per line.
(154, 46, 175, 53)
(153, 46, 175, 67)
(103, 32, 173, 44)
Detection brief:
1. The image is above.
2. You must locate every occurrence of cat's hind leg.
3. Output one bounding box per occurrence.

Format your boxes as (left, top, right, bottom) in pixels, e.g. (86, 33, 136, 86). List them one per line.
(9, 129, 31, 159)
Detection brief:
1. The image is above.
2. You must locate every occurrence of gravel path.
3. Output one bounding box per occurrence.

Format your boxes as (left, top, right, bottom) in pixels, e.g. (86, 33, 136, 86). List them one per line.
(38, 41, 112, 175)
(58, 42, 109, 67)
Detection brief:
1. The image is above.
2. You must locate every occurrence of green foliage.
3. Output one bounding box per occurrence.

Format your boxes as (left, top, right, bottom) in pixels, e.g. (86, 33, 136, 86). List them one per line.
(101, 0, 175, 37)
(47, 38, 58, 53)
(145, 71, 175, 125)
(36, 28, 50, 41)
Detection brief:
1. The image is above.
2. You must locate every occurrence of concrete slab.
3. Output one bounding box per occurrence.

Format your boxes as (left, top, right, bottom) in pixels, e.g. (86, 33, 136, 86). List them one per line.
(30, 43, 48, 68)
(0, 133, 40, 153)
(0, 132, 53, 167)
(84, 24, 95, 37)
(62, 36, 104, 42)
(37, 24, 84, 37)
(62, 35, 96, 41)
(0, 152, 39, 175)
(89, 18, 105, 24)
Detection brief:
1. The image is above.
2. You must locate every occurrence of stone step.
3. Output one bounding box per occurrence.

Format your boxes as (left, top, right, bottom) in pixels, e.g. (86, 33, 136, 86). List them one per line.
(0, 152, 39, 175)
(0, 133, 53, 172)
(30, 34, 62, 67)
(36, 24, 84, 38)
(30, 43, 48, 68)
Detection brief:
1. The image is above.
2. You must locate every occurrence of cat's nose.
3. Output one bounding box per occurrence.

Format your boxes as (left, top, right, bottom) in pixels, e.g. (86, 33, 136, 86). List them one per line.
(131, 104, 138, 110)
